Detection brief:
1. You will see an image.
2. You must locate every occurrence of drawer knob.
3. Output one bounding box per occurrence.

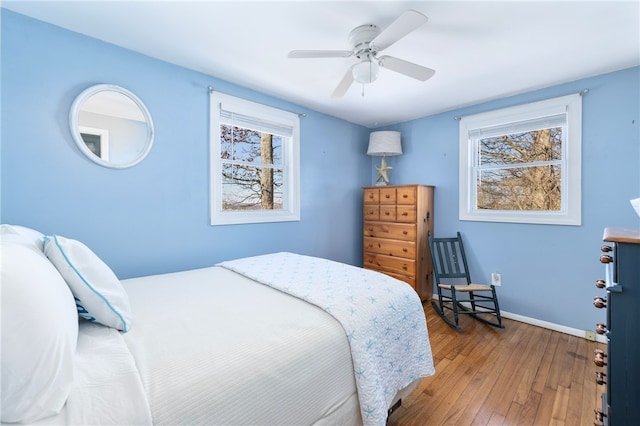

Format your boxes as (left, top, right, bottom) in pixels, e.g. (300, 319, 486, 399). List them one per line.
(401, 212, 408, 216)
(600, 254, 613, 264)
(385, 194, 390, 198)
(595, 279, 606, 289)
(594, 409, 607, 426)
(402, 231, 408, 235)
(593, 297, 607, 309)
(595, 371, 606, 385)
(601, 245, 612, 253)
(384, 212, 390, 216)
(595, 322, 607, 335)
(402, 264, 407, 270)
(594, 349, 607, 367)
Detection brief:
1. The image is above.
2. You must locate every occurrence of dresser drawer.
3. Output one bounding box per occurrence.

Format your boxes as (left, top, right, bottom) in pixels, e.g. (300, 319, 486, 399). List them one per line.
(396, 187, 417, 204)
(363, 188, 379, 204)
(379, 205, 396, 221)
(363, 222, 416, 241)
(364, 237, 416, 258)
(397, 205, 416, 223)
(364, 205, 380, 220)
(365, 267, 414, 287)
(363, 253, 416, 276)
(379, 187, 397, 204)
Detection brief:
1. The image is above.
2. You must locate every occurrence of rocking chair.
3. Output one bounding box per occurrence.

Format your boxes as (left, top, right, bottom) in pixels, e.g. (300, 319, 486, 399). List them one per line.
(428, 232, 504, 330)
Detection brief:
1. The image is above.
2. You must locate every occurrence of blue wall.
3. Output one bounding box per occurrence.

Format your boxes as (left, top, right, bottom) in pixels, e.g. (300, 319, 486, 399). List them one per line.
(386, 67, 640, 330)
(2, 10, 639, 332)
(1, 10, 371, 278)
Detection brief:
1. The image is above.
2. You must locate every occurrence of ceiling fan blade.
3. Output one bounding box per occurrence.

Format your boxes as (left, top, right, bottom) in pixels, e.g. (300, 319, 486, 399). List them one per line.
(378, 56, 435, 81)
(288, 50, 353, 59)
(371, 9, 428, 52)
(331, 66, 355, 98)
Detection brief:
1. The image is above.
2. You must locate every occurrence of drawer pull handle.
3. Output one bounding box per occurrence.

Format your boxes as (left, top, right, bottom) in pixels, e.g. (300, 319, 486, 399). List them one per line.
(595, 279, 606, 289)
(594, 349, 607, 367)
(385, 194, 390, 198)
(401, 212, 408, 216)
(600, 254, 613, 264)
(385, 212, 390, 216)
(593, 297, 607, 309)
(402, 265, 407, 270)
(595, 371, 606, 385)
(402, 248, 407, 252)
(594, 409, 606, 426)
(601, 245, 612, 253)
(403, 231, 408, 235)
(595, 322, 606, 335)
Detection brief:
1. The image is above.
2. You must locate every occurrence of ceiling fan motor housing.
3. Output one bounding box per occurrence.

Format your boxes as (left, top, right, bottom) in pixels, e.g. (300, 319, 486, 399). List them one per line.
(349, 25, 381, 58)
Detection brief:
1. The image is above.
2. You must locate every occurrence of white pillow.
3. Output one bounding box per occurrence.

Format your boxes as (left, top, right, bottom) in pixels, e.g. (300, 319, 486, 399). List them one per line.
(43, 235, 132, 332)
(1, 239, 78, 423)
(0, 224, 45, 251)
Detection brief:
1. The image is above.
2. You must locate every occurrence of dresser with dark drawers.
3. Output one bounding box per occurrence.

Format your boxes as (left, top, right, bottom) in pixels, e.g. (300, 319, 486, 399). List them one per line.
(593, 228, 640, 426)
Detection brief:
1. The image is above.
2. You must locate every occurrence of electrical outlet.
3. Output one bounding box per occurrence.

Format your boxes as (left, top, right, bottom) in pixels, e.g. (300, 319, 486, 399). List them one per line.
(585, 331, 596, 341)
(491, 272, 501, 286)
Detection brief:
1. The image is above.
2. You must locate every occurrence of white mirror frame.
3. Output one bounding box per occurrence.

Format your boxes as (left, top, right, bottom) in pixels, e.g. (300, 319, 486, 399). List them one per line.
(69, 84, 154, 169)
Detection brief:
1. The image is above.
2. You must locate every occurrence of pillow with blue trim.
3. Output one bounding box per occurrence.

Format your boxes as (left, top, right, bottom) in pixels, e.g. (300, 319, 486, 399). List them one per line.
(44, 235, 132, 332)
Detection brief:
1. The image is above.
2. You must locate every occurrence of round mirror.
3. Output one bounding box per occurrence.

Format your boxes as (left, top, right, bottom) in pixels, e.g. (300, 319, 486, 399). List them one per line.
(69, 84, 154, 168)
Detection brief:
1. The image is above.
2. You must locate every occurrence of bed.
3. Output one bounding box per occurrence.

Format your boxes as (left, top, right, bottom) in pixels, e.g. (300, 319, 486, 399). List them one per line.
(1, 224, 435, 426)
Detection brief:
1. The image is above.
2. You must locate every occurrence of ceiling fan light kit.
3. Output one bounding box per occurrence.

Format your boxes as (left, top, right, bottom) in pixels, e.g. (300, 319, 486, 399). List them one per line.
(352, 59, 380, 84)
(288, 9, 435, 98)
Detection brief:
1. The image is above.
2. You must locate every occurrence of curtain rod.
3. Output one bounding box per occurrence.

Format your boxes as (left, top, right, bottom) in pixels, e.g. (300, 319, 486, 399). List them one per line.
(452, 88, 589, 121)
(208, 86, 306, 118)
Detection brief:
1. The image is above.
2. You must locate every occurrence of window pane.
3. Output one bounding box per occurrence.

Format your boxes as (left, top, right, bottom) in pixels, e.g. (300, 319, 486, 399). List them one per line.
(220, 124, 282, 165)
(479, 127, 563, 166)
(477, 165, 561, 211)
(221, 164, 283, 211)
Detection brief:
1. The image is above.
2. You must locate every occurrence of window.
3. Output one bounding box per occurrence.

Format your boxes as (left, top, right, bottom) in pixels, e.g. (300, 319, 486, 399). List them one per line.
(459, 93, 582, 225)
(210, 91, 300, 225)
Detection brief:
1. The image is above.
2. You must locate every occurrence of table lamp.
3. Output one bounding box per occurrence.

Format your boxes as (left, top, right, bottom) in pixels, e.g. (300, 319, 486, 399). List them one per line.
(367, 131, 402, 185)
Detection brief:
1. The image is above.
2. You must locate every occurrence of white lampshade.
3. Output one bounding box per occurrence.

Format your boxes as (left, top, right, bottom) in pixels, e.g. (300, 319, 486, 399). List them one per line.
(352, 60, 380, 84)
(367, 131, 402, 156)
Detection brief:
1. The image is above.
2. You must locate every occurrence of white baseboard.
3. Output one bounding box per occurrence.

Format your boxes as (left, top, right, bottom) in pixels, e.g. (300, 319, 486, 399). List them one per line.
(500, 310, 607, 344)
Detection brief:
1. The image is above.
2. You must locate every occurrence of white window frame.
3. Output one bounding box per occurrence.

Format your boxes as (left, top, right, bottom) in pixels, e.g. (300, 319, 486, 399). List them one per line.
(459, 93, 582, 226)
(210, 91, 300, 225)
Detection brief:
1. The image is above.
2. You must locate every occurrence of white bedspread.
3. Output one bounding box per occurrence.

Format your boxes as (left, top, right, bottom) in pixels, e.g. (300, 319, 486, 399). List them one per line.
(122, 265, 360, 425)
(21, 322, 152, 426)
(218, 252, 435, 426)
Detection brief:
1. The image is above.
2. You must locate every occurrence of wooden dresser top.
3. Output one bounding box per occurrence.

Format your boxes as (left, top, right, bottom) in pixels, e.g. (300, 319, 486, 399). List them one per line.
(603, 227, 640, 244)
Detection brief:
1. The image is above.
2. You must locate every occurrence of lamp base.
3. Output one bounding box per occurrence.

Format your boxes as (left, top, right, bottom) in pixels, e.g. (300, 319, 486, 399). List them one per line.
(375, 180, 389, 186)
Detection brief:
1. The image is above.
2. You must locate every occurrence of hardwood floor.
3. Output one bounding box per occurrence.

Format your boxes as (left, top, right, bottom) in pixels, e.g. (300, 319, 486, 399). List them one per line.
(388, 305, 604, 426)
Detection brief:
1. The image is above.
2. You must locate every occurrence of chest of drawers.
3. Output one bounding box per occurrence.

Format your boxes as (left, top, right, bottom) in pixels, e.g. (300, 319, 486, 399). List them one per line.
(362, 184, 434, 301)
(593, 228, 640, 426)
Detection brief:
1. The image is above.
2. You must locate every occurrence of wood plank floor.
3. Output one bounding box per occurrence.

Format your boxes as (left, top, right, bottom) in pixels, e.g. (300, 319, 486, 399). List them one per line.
(388, 304, 604, 426)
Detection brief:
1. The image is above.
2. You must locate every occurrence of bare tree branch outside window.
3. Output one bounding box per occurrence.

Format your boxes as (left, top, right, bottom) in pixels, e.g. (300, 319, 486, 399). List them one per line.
(476, 127, 563, 211)
(220, 124, 283, 211)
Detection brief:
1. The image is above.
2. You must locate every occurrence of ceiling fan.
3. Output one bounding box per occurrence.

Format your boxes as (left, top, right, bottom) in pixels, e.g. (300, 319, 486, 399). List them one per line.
(288, 9, 435, 98)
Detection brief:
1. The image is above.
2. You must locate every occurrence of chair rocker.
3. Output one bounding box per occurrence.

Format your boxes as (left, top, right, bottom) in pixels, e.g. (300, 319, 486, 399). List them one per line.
(428, 232, 504, 330)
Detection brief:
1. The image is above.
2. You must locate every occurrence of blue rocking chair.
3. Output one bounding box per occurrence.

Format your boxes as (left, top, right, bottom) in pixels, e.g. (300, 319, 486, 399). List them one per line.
(428, 232, 504, 330)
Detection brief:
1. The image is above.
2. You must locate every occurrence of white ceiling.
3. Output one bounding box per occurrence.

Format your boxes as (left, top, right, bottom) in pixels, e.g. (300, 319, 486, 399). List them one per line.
(4, 1, 639, 128)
